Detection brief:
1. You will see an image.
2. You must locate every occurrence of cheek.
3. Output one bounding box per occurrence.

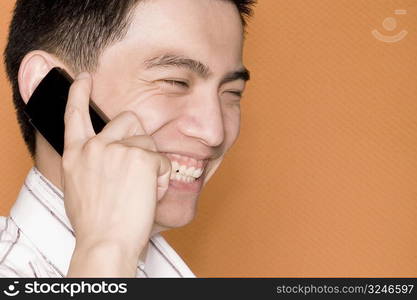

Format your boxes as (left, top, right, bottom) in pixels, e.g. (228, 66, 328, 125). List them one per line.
(223, 104, 241, 147)
(91, 72, 144, 121)
(92, 76, 178, 134)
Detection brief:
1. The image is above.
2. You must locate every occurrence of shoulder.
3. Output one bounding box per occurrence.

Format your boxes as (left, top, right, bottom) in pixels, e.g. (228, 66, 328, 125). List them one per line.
(0, 216, 25, 277)
(0, 216, 59, 277)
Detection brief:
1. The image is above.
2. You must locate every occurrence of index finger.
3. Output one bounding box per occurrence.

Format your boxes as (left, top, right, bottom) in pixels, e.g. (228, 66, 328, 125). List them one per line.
(64, 72, 96, 150)
(96, 110, 148, 145)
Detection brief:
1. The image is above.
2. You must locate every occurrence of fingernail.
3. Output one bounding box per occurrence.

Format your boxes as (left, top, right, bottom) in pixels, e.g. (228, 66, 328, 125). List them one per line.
(76, 72, 90, 80)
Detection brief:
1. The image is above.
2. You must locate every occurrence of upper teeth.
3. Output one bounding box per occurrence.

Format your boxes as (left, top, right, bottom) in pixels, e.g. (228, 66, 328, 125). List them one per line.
(171, 161, 204, 178)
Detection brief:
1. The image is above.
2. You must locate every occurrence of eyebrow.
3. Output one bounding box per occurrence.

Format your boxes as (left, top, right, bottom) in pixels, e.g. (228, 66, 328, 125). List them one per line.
(143, 54, 250, 83)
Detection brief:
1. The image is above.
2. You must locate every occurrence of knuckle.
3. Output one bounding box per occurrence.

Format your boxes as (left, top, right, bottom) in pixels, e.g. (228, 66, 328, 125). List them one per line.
(82, 138, 102, 155)
(62, 150, 77, 172)
(63, 105, 77, 124)
(121, 110, 139, 122)
(107, 142, 126, 153)
(121, 111, 143, 133)
(61, 155, 72, 171)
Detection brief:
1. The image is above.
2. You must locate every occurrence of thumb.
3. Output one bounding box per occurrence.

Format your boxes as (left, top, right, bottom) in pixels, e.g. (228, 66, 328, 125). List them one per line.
(156, 153, 171, 201)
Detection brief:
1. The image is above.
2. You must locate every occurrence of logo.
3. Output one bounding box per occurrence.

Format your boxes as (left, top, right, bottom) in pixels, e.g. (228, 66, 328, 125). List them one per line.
(372, 9, 408, 43)
(3, 281, 20, 297)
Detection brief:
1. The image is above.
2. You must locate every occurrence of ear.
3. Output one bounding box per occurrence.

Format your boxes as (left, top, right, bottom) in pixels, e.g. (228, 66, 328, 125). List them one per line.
(18, 51, 73, 104)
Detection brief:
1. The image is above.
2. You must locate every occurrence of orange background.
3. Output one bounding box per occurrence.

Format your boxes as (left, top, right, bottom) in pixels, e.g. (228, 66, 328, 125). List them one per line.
(1, 0, 417, 277)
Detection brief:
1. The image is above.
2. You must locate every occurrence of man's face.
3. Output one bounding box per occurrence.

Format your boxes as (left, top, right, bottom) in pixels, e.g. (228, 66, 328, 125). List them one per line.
(89, 0, 247, 230)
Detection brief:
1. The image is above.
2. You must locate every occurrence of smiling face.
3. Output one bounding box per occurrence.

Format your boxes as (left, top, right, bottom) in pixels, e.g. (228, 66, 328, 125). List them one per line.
(89, 0, 248, 230)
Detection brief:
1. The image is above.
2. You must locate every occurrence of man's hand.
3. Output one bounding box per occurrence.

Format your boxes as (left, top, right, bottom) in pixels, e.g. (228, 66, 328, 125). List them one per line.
(62, 72, 171, 277)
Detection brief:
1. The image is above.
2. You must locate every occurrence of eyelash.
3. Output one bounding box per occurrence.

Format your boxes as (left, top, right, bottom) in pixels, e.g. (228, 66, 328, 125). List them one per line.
(161, 80, 243, 97)
(162, 80, 189, 88)
(228, 91, 243, 97)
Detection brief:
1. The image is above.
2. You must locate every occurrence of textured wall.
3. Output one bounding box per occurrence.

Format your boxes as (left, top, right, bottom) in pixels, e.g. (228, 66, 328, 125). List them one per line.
(1, 0, 416, 277)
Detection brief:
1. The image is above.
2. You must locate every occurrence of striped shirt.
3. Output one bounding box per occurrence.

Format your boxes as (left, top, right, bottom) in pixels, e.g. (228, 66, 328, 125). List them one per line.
(0, 166, 195, 278)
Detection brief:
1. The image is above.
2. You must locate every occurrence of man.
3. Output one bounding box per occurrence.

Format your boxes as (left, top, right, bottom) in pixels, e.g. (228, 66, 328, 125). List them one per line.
(0, 0, 255, 277)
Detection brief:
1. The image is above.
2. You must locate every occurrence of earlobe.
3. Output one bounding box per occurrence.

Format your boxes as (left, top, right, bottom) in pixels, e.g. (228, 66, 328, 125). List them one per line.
(18, 51, 61, 104)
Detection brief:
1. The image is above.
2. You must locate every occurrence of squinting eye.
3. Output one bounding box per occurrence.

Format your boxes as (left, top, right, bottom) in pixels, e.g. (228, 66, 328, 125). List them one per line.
(161, 80, 189, 88)
(227, 91, 243, 97)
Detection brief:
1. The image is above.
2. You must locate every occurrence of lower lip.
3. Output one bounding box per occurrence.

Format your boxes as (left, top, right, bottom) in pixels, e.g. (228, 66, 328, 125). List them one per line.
(168, 171, 206, 193)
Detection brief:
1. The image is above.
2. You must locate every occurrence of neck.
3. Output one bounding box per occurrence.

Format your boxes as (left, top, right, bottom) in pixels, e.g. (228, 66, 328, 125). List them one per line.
(34, 132, 63, 190)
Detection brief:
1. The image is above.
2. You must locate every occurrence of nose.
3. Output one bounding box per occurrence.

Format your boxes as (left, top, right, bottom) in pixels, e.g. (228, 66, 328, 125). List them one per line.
(177, 92, 225, 147)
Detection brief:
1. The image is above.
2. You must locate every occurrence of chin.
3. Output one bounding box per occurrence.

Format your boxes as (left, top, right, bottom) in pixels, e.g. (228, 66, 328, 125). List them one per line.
(154, 191, 200, 229)
(152, 157, 222, 231)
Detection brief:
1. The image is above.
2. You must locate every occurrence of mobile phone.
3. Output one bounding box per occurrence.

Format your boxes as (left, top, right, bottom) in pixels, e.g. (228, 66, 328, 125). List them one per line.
(23, 67, 109, 156)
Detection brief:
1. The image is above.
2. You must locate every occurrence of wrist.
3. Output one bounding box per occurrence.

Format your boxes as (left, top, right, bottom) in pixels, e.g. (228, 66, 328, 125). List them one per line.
(67, 239, 144, 277)
(75, 235, 145, 257)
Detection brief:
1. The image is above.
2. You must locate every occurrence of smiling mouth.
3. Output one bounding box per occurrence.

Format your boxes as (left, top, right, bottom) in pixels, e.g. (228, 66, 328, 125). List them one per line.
(163, 152, 209, 184)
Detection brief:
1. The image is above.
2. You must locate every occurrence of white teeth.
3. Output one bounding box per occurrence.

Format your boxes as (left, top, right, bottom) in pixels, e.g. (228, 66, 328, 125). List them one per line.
(172, 174, 195, 183)
(192, 168, 204, 178)
(169, 160, 204, 182)
(169, 165, 198, 183)
(186, 167, 195, 177)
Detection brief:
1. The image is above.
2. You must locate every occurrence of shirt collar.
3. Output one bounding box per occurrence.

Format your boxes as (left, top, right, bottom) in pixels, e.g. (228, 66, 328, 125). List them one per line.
(9, 166, 195, 277)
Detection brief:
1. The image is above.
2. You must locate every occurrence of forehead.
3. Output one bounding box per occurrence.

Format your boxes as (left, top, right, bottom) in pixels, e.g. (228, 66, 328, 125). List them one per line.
(121, 0, 244, 68)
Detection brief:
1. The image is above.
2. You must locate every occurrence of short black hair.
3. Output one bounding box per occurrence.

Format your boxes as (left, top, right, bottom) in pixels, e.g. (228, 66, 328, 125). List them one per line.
(4, 0, 256, 159)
